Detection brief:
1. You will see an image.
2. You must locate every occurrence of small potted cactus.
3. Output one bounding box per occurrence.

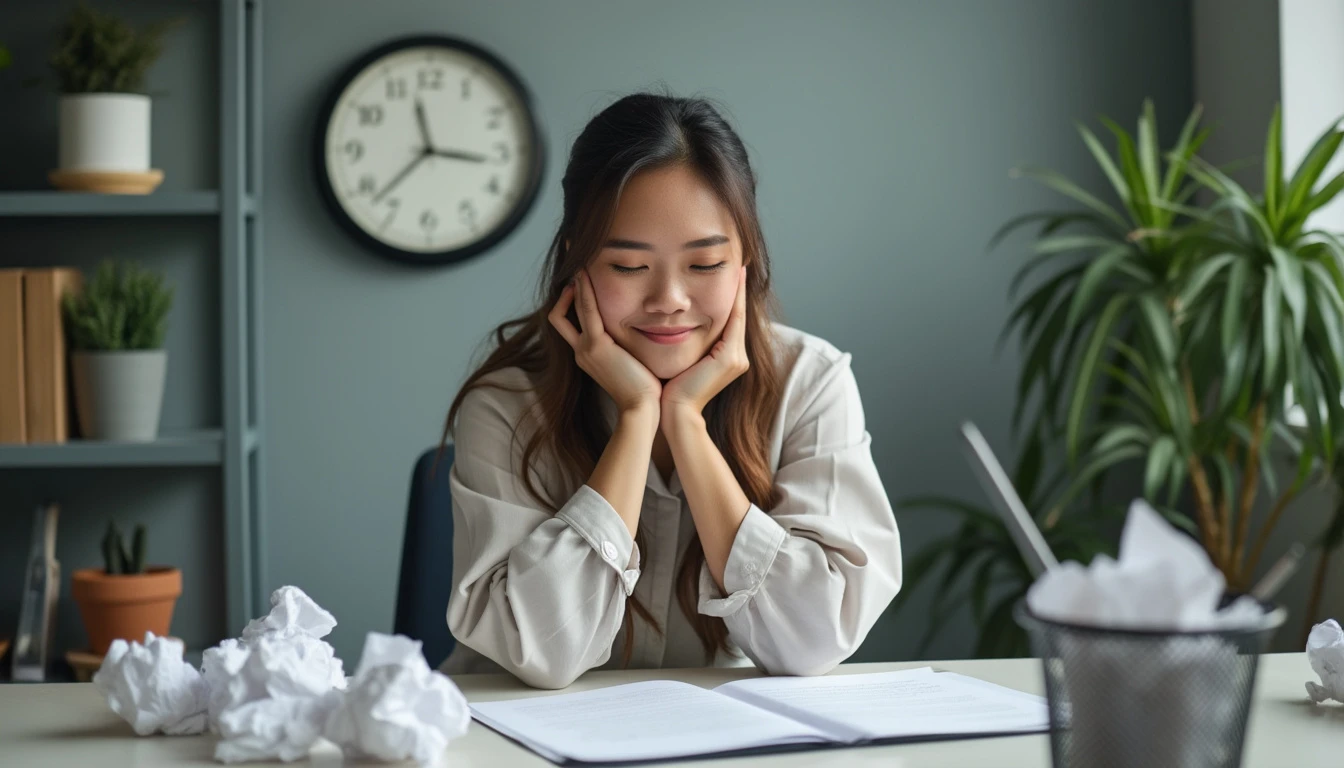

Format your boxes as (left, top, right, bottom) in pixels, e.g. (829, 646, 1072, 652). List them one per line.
(70, 520, 182, 656)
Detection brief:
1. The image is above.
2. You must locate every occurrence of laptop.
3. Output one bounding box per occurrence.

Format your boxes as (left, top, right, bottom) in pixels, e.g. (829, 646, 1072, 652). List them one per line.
(958, 422, 1058, 577)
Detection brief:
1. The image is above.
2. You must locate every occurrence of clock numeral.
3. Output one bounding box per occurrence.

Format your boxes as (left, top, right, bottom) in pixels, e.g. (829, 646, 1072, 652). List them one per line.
(420, 209, 439, 231)
(344, 139, 364, 163)
(486, 176, 500, 195)
(460, 77, 471, 100)
(358, 105, 384, 126)
(459, 200, 478, 231)
(486, 105, 505, 130)
(385, 77, 408, 100)
(357, 174, 376, 196)
(492, 142, 510, 164)
(418, 68, 444, 90)
(379, 205, 399, 233)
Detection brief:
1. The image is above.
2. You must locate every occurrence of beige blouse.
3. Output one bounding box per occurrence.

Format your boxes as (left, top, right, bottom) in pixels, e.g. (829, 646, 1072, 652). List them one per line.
(439, 323, 902, 689)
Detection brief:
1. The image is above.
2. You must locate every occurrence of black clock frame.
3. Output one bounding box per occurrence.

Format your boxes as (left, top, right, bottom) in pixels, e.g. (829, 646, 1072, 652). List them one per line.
(314, 34, 546, 267)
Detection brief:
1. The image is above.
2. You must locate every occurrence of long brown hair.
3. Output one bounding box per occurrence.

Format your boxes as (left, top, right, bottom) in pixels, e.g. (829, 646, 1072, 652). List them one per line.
(440, 91, 784, 664)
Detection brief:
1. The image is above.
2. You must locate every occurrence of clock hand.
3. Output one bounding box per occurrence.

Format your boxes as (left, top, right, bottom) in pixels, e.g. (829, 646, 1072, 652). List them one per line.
(414, 98, 435, 150)
(372, 149, 429, 204)
(429, 148, 488, 163)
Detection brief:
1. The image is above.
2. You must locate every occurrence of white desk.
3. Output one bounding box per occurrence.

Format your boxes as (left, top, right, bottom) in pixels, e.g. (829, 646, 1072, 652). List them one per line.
(1, 653, 1339, 767)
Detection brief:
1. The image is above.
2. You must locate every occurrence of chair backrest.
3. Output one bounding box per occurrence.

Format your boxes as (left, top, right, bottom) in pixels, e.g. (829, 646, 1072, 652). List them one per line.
(393, 444, 457, 669)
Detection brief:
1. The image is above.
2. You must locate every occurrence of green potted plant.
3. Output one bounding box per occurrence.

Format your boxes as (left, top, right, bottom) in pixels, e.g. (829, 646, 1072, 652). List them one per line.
(998, 102, 1344, 636)
(48, 2, 179, 193)
(902, 101, 1344, 654)
(71, 520, 181, 656)
(62, 260, 174, 442)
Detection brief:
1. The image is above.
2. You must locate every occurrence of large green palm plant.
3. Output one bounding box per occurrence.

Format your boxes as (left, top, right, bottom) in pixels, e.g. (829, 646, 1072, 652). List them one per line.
(900, 101, 1344, 655)
(1001, 102, 1344, 588)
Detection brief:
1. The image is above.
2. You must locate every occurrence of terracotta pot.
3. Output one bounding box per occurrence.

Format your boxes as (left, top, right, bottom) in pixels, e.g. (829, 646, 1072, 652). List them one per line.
(70, 567, 181, 656)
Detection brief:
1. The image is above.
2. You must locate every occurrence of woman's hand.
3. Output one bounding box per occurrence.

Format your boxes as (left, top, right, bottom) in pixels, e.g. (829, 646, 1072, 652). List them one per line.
(549, 269, 663, 415)
(661, 265, 750, 418)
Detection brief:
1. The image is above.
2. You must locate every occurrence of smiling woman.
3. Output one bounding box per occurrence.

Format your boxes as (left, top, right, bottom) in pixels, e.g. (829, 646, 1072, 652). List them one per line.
(435, 90, 903, 690)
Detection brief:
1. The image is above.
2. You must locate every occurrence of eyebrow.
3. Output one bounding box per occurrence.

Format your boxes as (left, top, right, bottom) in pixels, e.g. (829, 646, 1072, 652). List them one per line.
(602, 234, 730, 251)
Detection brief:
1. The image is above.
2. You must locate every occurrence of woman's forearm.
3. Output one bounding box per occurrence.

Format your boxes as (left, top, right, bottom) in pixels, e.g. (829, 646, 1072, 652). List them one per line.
(587, 403, 660, 539)
(663, 406, 751, 591)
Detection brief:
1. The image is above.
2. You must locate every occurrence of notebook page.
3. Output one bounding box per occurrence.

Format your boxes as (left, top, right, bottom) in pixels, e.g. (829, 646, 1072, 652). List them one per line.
(714, 667, 1049, 743)
(470, 680, 832, 763)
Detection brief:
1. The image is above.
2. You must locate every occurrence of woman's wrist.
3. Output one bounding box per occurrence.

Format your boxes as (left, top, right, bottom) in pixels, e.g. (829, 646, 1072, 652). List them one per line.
(661, 405, 706, 444)
(617, 401, 661, 435)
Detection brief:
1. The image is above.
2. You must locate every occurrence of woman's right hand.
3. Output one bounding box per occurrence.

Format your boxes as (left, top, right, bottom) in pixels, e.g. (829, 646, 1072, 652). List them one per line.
(548, 269, 663, 415)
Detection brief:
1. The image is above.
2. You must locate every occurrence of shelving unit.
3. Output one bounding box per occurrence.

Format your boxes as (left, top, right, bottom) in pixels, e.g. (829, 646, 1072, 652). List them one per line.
(0, 0, 265, 658)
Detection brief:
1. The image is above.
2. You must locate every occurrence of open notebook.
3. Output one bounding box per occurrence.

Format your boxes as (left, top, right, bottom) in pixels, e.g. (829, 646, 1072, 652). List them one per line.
(470, 667, 1050, 764)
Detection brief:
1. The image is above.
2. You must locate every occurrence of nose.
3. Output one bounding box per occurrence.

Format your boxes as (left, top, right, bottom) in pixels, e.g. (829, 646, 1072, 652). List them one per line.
(643, 270, 691, 315)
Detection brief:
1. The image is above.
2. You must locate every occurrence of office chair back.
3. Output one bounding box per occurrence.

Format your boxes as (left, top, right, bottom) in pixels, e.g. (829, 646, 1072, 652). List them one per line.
(393, 444, 457, 668)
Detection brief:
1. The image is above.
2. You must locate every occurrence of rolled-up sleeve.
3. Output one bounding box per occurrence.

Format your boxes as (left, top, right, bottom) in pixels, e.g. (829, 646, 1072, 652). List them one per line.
(446, 384, 640, 689)
(697, 353, 902, 676)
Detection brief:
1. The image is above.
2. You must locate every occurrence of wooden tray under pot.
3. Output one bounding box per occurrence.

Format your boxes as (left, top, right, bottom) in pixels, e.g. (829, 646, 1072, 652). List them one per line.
(48, 169, 164, 194)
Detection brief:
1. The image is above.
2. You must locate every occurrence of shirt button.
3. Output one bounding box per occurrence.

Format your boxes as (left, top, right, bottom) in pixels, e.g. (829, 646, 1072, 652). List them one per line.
(601, 541, 619, 562)
(744, 563, 759, 584)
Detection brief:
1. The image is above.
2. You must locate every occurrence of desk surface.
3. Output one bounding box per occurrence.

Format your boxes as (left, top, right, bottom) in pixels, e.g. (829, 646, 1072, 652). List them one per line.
(1, 653, 1340, 767)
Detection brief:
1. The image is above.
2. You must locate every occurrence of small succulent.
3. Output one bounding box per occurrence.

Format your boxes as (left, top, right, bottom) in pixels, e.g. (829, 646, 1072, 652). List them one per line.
(102, 520, 147, 575)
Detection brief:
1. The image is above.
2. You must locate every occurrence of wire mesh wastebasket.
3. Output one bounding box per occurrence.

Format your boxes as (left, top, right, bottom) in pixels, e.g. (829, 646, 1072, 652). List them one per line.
(1015, 600, 1285, 768)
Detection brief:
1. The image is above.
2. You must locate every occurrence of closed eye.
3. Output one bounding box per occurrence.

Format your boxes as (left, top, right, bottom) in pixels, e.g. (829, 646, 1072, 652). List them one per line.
(609, 262, 728, 274)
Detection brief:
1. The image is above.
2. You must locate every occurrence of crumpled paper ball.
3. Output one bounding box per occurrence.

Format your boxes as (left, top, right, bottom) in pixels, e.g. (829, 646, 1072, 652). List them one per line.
(1027, 499, 1265, 630)
(203, 586, 347, 763)
(324, 633, 471, 767)
(93, 632, 208, 736)
(1306, 619, 1344, 704)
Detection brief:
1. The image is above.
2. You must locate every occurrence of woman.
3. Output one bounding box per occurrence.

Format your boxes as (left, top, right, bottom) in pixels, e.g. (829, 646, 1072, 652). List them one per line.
(438, 91, 901, 689)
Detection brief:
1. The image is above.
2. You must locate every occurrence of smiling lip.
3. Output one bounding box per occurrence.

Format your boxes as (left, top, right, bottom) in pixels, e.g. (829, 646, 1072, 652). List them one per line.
(636, 326, 696, 344)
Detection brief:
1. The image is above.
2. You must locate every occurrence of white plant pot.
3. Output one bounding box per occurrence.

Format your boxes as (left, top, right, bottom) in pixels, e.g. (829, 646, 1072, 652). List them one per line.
(71, 350, 167, 442)
(58, 94, 151, 172)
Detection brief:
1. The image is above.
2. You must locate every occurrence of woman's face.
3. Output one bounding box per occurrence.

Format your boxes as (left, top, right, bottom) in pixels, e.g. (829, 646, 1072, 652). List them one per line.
(583, 164, 744, 381)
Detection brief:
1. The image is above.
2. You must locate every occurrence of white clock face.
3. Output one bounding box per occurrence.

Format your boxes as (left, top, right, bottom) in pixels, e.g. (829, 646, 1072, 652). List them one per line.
(322, 43, 538, 257)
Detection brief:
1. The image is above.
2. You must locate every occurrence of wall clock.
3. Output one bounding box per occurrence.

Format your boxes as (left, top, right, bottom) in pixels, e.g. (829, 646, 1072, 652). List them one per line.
(315, 35, 545, 265)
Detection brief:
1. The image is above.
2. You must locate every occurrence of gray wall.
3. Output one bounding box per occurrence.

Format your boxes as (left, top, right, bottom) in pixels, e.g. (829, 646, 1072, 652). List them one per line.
(260, 0, 1194, 663)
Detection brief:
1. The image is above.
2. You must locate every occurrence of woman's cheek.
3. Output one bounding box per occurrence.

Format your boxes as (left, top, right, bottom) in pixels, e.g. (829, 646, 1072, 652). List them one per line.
(587, 277, 621, 331)
(710, 275, 738, 331)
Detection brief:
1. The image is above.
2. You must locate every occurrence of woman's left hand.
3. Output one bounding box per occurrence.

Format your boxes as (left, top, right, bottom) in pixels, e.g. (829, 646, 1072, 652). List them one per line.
(661, 265, 750, 417)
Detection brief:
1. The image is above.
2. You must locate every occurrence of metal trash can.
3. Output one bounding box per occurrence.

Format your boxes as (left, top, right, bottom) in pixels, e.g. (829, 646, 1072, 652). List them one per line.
(1015, 600, 1286, 768)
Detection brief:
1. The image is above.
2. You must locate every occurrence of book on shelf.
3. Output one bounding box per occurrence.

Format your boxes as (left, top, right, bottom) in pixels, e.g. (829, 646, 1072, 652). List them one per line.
(0, 269, 25, 443)
(24, 267, 82, 444)
(469, 666, 1050, 765)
